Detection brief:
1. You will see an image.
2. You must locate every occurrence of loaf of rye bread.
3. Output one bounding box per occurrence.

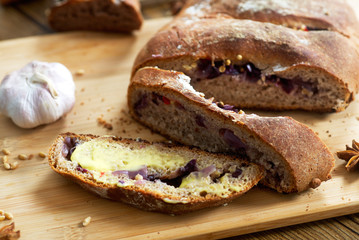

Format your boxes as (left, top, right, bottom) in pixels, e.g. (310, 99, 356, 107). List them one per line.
(48, 0, 143, 32)
(127, 67, 335, 193)
(48, 133, 264, 214)
(133, 0, 359, 112)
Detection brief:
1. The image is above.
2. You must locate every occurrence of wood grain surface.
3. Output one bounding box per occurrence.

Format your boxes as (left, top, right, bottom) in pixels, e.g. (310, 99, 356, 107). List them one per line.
(0, 0, 359, 239)
(0, 17, 359, 239)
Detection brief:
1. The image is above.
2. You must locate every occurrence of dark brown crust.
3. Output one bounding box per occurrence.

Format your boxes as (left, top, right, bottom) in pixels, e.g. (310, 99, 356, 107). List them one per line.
(128, 67, 336, 193)
(178, 0, 359, 40)
(48, 0, 143, 32)
(48, 132, 264, 214)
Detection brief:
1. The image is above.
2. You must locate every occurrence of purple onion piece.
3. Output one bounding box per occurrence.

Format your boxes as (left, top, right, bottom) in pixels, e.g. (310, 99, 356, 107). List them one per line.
(64, 137, 72, 147)
(161, 159, 198, 187)
(63, 137, 79, 160)
(224, 65, 240, 75)
(151, 92, 161, 105)
(200, 165, 216, 177)
(134, 94, 148, 116)
(112, 165, 148, 180)
(113, 170, 129, 177)
(129, 165, 148, 179)
(175, 101, 185, 110)
(195, 115, 206, 128)
(195, 59, 221, 79)
(216, 102, 240, 113)
(232, 168, 243, 178)
(76, 166, 88, 173)
(182, 159, 198, 174)
(219, 129, 247, 151)
(62, 145, 69, 158)
(279, 78, 295, 94)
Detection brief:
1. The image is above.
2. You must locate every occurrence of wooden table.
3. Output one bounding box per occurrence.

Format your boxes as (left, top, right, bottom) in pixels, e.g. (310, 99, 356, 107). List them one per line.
(0, 0, 358, 239)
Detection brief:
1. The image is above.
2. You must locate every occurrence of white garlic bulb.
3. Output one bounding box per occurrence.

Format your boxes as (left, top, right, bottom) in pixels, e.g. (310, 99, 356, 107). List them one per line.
(0, 60, 76, 128)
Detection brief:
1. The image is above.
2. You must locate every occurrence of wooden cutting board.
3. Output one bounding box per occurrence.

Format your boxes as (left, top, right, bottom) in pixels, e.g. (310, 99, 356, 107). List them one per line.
(1, 13, 359, 240)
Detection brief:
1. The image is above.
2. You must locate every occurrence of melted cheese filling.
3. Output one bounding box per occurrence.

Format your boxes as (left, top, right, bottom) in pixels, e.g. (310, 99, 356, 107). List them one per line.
(71, 138, 189, 172)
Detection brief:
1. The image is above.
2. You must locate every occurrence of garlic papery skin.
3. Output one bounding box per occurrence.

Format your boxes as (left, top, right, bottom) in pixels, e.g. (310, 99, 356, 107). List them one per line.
(0, 60, 76, 128)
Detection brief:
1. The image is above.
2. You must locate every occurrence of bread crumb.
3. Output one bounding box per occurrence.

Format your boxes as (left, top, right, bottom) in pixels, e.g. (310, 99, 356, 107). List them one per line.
(2, 155, 8, 163)
(18, 154, 28, 160)
(3, 162, 11, 170)
(10, 162, 19, 169)
(80, 102, 84, 106)
(38, 152, 47, 158)
(4, 212, 13, 220)
(76, 69, 85, 76)
(2, 149, 10, 155)
(310, 178, 321, 189)
(82, 216, 91, 227)
(97, 117, 113, 130)
(135, 174, 143, 180)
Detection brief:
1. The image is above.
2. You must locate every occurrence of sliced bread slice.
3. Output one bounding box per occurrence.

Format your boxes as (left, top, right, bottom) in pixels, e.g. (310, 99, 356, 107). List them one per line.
(48, 132, 264, 214)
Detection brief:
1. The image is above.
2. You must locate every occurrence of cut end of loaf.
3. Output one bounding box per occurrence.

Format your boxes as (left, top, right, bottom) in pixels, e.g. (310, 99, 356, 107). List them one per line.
(139, 57, 353, 112)
(48, 133, 264, 214)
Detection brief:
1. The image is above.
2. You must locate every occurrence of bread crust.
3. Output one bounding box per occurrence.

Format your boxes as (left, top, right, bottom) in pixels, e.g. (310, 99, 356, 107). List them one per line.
(178, 0, 359, 40)
(48, 0, 143, 32)
(48, 132, 264, 214)
(128, 67, 335, 192)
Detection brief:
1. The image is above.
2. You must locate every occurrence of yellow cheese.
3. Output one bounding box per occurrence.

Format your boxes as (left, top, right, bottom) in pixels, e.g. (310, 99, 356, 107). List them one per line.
(70, 138, 189, 172)
(179, 173, 242, 196)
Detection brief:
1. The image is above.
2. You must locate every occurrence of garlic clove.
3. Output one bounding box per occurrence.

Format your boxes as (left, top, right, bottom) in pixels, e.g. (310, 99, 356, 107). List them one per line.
(0, 60, 76, 128)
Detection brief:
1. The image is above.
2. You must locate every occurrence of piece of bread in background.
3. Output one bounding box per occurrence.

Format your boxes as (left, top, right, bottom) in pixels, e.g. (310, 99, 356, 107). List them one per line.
(47, 0, 143, 33)
(0, 0, 26, 5)
(48, 133, 264, 214)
